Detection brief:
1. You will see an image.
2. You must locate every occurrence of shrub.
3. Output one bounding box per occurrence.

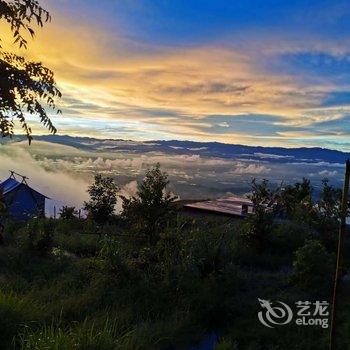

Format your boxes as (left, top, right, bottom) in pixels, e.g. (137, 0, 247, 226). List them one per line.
(292, 240, 335, 294)
(59, 206, 78, 220)
(25, 219, 54, 256)
(99, 235, 129, 277)
(269, 222, 310, 255)
(55, 233, 100, 257)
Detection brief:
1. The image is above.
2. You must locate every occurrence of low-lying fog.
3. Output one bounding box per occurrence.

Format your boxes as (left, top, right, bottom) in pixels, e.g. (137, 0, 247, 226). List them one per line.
(0, 136, 345, 215)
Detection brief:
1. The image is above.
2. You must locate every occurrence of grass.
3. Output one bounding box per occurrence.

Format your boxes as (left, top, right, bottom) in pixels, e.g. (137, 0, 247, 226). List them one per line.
(0, 215, 347, 349)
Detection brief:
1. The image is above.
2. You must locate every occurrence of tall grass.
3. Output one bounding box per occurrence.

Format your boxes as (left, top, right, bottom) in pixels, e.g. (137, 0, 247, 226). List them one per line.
(0, 214, 344, 349)
(17, 318, 119, 350)
(0, 292, 43, 348)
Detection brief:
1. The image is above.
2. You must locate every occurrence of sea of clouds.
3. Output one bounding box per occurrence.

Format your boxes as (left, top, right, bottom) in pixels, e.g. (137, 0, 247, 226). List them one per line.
(0, 139, 343, 216)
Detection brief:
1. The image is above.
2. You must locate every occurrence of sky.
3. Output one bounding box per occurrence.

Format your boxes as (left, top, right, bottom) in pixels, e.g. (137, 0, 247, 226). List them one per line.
(4, 0, 350, 150)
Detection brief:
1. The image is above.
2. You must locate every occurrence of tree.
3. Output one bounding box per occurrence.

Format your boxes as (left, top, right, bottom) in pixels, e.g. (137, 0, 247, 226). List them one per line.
(314, 178, 342, 249)
(121, 163, 178, 244)
(275, 178, 314, 220)
(242, 179, 274, 251)
(59, 206, 78, 220)
(84, 174, 119, 224)
(0, 0, 61, 143)
(317, 178, 342, 220)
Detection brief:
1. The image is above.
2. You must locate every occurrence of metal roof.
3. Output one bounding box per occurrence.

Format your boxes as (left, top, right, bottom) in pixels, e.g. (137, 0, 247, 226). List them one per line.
(184, 195, 253, 217)
(0, 178, 22, 195)
(0, 177, 48, 198)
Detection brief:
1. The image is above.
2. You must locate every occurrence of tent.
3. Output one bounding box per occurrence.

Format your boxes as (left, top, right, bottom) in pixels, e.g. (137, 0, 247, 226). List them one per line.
(0, 172, 47, 222)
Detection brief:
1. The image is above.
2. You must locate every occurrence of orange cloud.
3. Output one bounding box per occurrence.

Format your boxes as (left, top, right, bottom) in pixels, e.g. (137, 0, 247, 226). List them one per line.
(2, 8, 348, 146)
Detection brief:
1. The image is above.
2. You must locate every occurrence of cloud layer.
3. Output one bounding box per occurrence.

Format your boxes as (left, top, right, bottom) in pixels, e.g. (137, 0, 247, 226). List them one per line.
(3, 0, 350, 149)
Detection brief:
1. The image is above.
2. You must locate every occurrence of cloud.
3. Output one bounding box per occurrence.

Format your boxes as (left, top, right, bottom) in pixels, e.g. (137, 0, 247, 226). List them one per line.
(232, 162, 271, 175)
(318, 170, 338, 177)
(254, 153, 294, 160)
(217, 122, 230, 128)
(116, 180, 138, 213)
(0, 144, 90, 213)
(3, 4, 350, 149)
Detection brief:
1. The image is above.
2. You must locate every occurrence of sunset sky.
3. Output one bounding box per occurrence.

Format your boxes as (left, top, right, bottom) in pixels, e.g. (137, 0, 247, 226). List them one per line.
(5, 0, 350, 149)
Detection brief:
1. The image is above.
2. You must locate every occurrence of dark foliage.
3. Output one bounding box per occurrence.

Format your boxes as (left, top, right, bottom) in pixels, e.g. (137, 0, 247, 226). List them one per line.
(121, 163, 178, 244)
(292, 239, 335, 295)
(242, 179, 274, 251)
(0, 0, 61, 142)
(25, 218, 54, 255)
(0, 187, 5, 214)
(312, 179, 342, 249)
(59, 206, 78, 220)
(0, 175, 347, 349)
(84, 174, 119, 224)
(275, 178, 315, 221)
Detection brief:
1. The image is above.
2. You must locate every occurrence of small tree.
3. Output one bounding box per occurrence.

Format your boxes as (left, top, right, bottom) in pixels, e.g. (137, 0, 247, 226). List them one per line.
(314, 178, 342, 249)
(121, 163, 177, 245)
(84, 174, 119, 224)
(292, 240, 334, 294)
(243, 179, 274, 251)
(275, 178, 314, 220)
(317, 178, 342, 220)
(59, 206, 78, 220)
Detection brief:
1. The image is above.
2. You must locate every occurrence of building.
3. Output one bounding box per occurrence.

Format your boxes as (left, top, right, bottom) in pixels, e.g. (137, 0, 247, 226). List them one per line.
(0, 172, 47, 222)
(183, 194, 254, 218)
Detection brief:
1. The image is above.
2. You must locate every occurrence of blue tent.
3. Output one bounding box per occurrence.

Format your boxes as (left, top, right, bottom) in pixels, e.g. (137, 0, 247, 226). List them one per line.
(0, 173, 47, 222)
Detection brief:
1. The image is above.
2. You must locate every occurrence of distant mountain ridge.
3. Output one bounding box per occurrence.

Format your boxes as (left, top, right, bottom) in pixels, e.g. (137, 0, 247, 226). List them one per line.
(2, 134, 350, 165)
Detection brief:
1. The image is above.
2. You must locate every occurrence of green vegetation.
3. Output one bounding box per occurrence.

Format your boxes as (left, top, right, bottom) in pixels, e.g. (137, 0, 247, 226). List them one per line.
(59, 206, 79, 221)
(84, 175, 119, 224)
(121, 163, 178, 245)
(0, 168, 349, 349)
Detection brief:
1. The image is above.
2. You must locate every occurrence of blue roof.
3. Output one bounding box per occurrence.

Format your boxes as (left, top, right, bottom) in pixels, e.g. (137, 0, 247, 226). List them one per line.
(0, 178, 22, 195)
(0, 177, 48, 198)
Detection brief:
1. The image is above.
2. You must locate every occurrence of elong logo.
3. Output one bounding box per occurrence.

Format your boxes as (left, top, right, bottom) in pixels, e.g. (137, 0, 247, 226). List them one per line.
(258, 299, 293, 328)
(258, 299, 329, 329)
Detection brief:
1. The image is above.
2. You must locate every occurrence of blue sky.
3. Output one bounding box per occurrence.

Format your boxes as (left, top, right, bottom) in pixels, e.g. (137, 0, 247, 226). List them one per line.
(14, 0, 350, 149)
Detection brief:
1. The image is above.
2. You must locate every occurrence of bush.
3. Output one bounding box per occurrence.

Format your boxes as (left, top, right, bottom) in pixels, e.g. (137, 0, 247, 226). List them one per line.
(269, 222, 310, 256)
(99, 235, 129, 277)
(24, 219, 54, 256)
(292, 240, 335, 294)
(55, 233, 100, 257)
(59, 206, 78, 220)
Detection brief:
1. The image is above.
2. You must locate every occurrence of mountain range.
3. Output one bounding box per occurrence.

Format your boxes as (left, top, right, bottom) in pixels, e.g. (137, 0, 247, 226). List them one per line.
(4, 134, 349, 166)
